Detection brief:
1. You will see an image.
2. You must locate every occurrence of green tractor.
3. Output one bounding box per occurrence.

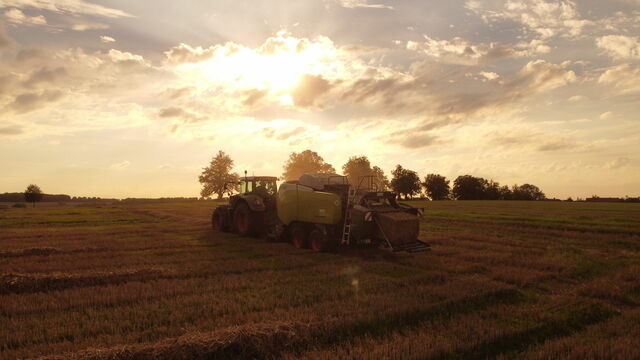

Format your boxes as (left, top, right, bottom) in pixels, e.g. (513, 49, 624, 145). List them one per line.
(211, 176, 278, 236)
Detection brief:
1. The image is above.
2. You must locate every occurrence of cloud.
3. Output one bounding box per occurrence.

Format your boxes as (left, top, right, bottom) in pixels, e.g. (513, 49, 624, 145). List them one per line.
(70, 20, 108, 31)
(488, 128, 578, 153)
(23, 66, 68, 87)
(8, 90, 65, 113)
(332, 0, 393, 10)
(607, 157, 631, 169)
(479, 71, 500, 80)
(291, 74, 332, 107)
(164, 43, 220, 64)
(0, 124, 23, 136)
(107, 49, 150, 68)
(0, 0, 132, 18)
(0, 23, 13, 48)
(100, 35, 115, 43)
(599, 111, 613, 120)
(158, 106, 186, 118)
(428, 60, 576, 120)
(407, 36, 551, 64)
(110, 160, 130, 170)
(4, 7, 46, 24)
(568, 95, 585, 102)
(596, 35, 640, 60)
(158, 106, 205, 123)
(598, 64, 640, 95)
(397, 133, 441, 149)
(466, 0, 590, 39)
(276, 126, 306, 140)
(407, 36, 489, 65)
(243, 88, 268, 106)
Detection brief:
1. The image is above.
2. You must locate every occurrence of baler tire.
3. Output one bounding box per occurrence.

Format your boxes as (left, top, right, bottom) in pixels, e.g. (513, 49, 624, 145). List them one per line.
(309, 229, 331, 252)
(290, 224, 308, 249)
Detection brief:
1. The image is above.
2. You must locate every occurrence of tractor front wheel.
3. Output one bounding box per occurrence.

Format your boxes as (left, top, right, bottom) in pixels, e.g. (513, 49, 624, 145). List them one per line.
(290, 224, 308, 249)
(233, 202, 253, 236)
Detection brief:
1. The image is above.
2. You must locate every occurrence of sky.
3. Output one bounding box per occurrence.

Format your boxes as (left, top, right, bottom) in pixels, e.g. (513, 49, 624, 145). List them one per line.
(0, 0, 638, 199)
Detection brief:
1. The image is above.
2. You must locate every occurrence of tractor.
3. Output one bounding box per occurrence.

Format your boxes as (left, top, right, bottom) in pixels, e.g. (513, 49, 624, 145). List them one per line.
(211, 176, 278, 236)
(211, 173, 429, 253)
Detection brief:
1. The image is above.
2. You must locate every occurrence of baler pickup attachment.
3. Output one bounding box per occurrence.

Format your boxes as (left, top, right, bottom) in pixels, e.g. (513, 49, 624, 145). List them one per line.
(375, 212, 430, 253)
(391, 240, 430, 253)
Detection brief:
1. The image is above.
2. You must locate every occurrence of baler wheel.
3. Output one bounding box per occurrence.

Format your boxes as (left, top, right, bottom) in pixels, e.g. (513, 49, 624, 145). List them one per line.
(309, 229, 330, 252)
(290, 224, 308, 249)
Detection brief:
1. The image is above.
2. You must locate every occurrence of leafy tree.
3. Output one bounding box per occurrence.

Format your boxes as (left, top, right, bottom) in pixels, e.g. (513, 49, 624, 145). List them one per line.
(390, 165, 421, 199)
(512, 184, 546, 200)
(422, 174, 450, 200)
(499, 185, 513, 200)
(452, 175, 487, 200)
(24, 184, 43, 207)
(199, 151, 240, 199)
(371, 166, 390, 190)
(282, 150, 335, 181)
(484, 180, 502, 200)
(342, 155, 389, 190)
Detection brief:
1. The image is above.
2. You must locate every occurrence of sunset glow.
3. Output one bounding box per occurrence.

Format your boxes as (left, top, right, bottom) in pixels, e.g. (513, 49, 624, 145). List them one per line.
(0, 0, 639, 198)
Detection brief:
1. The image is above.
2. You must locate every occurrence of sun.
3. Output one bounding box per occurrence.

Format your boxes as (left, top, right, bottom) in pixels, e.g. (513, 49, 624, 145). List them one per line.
(189, 32, 337, 94)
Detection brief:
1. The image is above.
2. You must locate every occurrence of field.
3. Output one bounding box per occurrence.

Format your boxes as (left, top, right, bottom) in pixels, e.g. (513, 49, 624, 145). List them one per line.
(1, 200, 639, 359)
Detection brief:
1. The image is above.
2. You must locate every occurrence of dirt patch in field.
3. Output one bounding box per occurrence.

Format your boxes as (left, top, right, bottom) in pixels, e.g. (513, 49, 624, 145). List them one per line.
(40, 321, 305, 360)
(0, 247, 107, 258)
(0, 268, 164, 295)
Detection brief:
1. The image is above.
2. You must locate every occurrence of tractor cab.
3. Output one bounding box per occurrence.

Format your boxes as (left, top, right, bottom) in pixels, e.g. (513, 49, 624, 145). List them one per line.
(238, 176, 278, 196)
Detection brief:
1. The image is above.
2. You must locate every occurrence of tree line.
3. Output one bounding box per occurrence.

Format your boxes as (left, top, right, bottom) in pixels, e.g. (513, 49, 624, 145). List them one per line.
(199, 150, 546, 201)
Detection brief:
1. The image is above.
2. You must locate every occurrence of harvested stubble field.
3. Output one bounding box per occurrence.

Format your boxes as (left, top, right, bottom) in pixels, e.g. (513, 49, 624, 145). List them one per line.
(1, 200, 639, 359)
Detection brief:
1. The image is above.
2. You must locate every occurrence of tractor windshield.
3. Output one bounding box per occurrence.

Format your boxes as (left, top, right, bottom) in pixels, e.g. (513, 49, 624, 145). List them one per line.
(240, 180, 254, 194)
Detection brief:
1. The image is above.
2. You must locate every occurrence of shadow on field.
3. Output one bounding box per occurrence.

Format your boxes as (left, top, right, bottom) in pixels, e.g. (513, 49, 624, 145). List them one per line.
(1, 268, 165, 295)
(44, 289, 527, 360)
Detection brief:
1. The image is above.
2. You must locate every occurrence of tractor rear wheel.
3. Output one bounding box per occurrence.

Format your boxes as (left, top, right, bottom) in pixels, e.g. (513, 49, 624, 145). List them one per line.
(212, 207, 230, 232)
(290, 224, 308, 249)
(309, 228, 331, 252)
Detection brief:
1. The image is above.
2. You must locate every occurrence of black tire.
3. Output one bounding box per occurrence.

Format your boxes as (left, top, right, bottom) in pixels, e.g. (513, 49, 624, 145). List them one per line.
(212, 207, 230, 232)
(233, 202, 262, 237)
(309, 228, 332, 252)
(290, 223, 308, 249)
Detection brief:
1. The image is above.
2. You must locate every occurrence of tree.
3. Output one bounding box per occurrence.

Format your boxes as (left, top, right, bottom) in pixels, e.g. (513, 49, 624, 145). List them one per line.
(199, 151, 240, 199)
(282, 150, 335, 181)
(512, 184, 546, 201)
(24, 184, 43, 207)
(371, 166, 390, 190)
(390, 165, 421, 199)
(341, 155, 389, 190)
(484, 180, 501, 200)
(422, 174, 450, 200)
(452, 175, 487, 200)
(498, 185, 512, 200)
